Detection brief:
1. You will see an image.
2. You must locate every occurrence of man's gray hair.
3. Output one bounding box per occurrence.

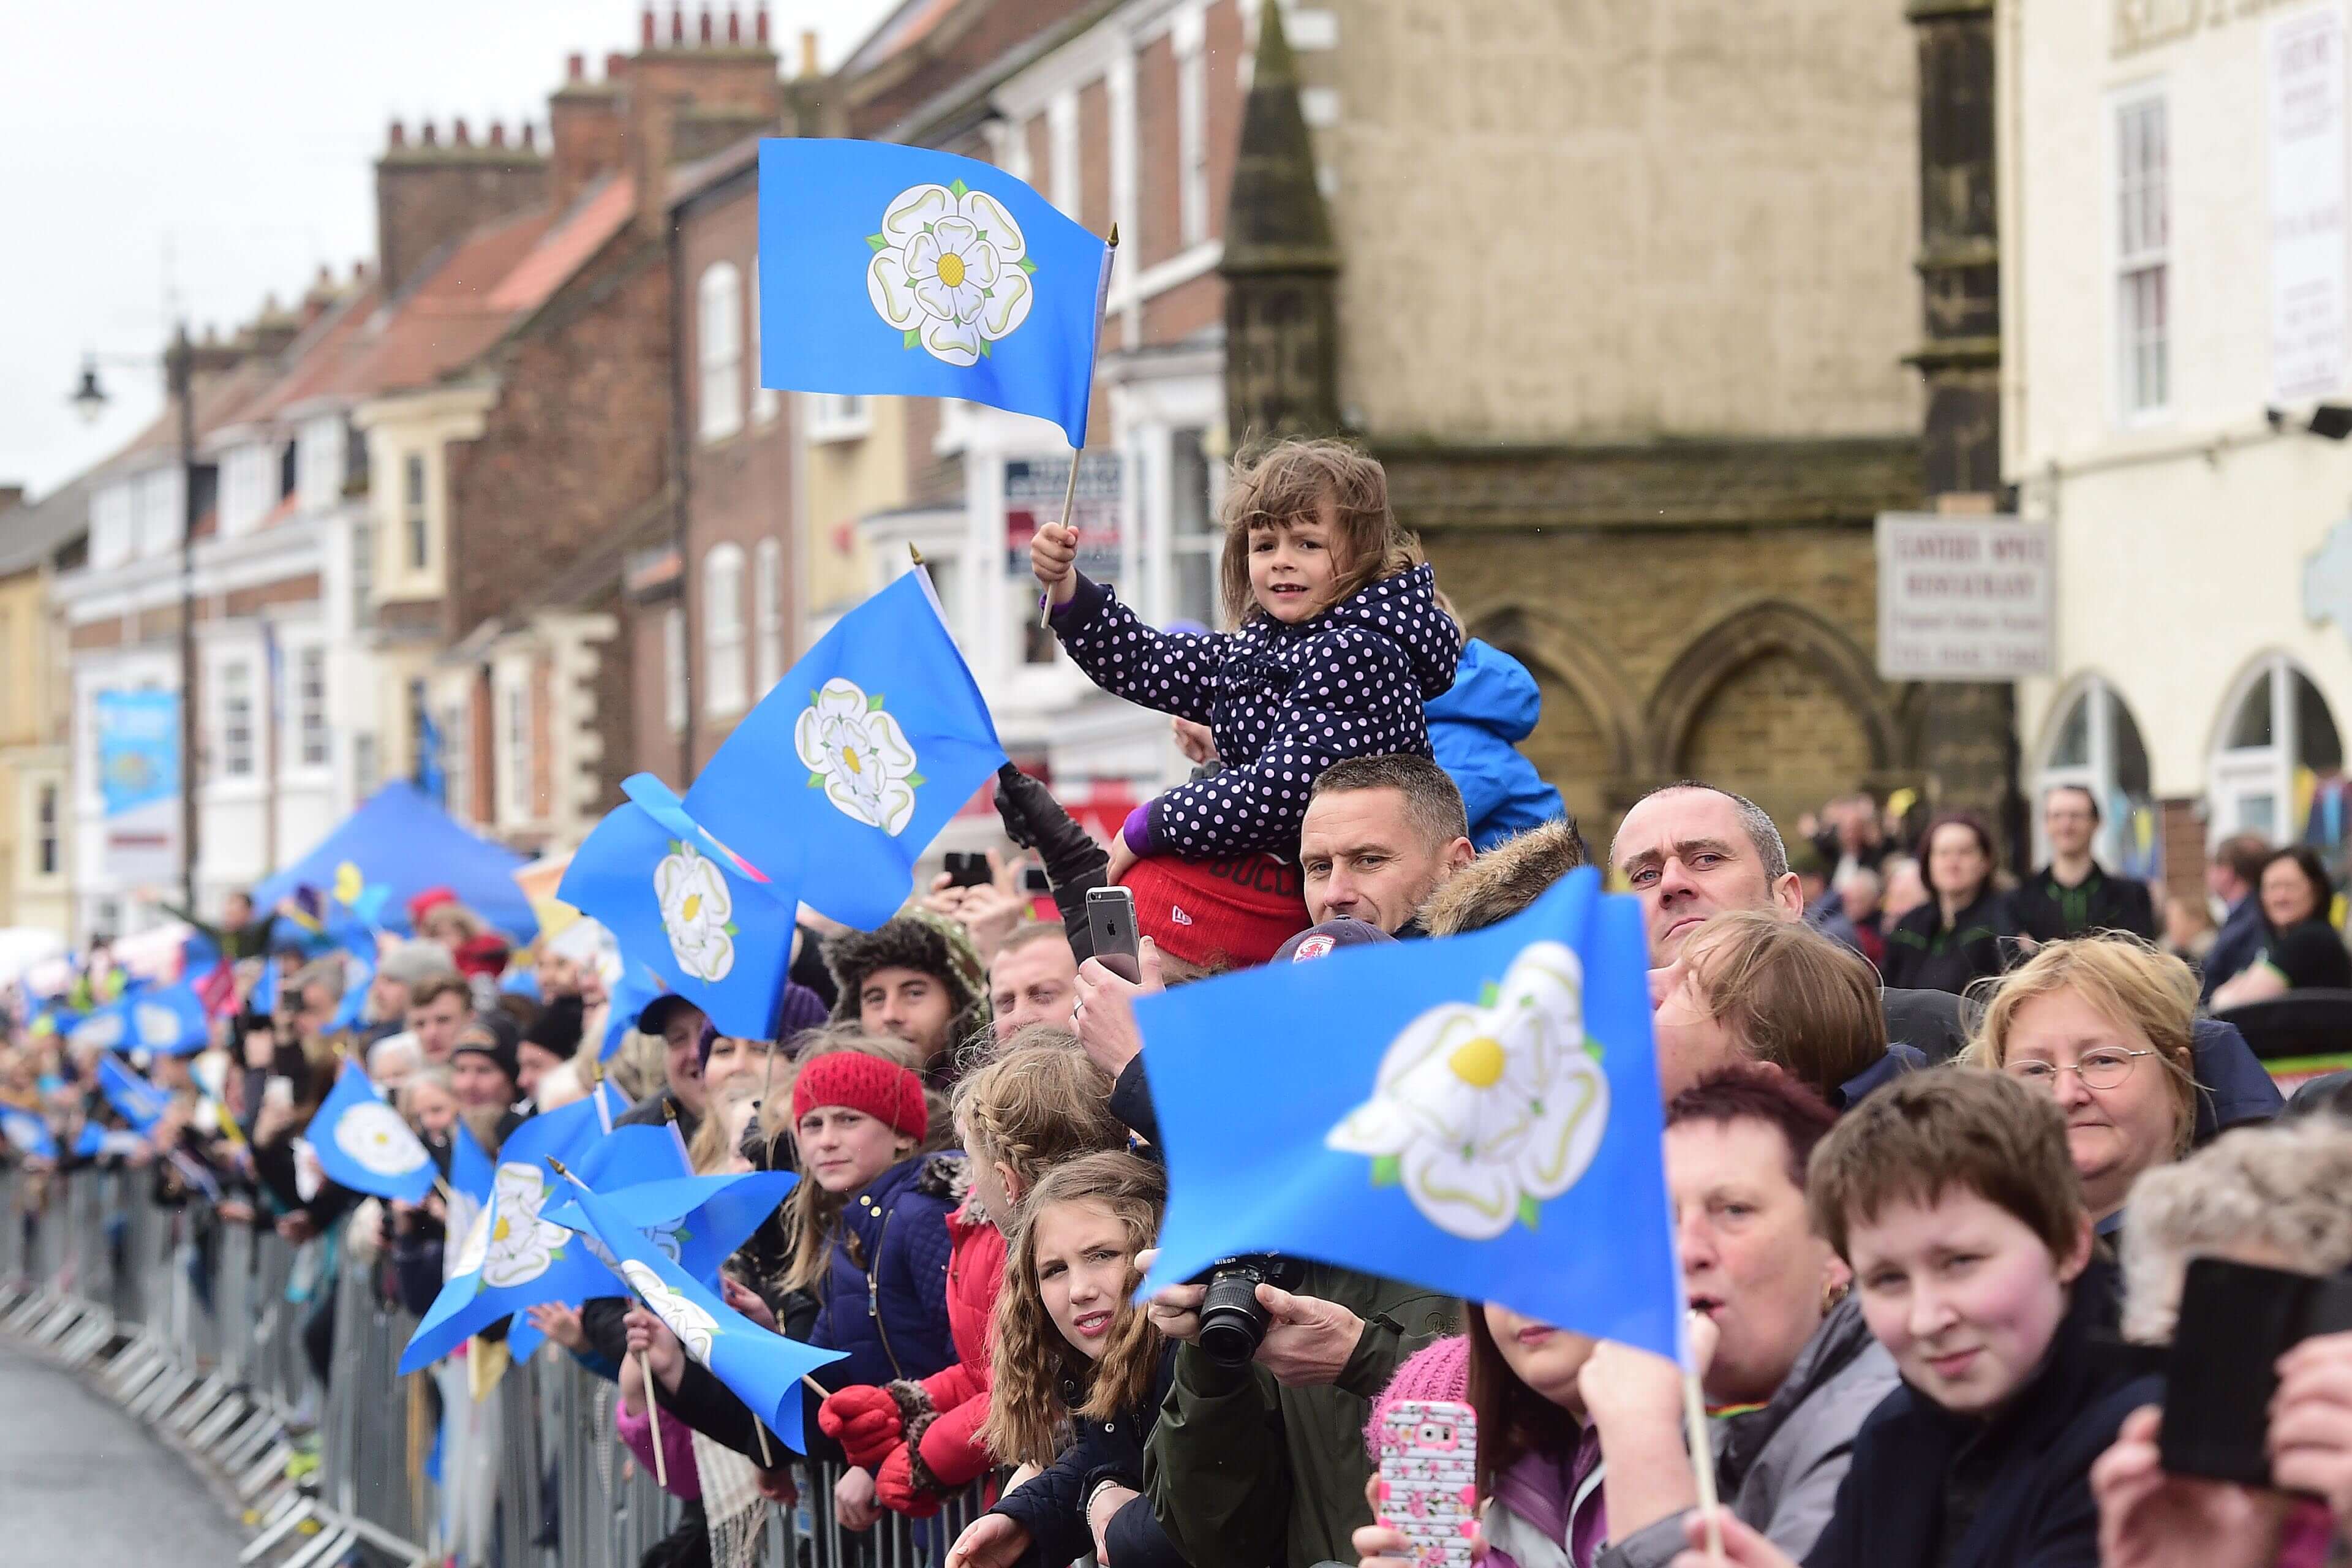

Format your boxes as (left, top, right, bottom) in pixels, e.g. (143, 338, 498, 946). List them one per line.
(1611, 780, 1792, 882)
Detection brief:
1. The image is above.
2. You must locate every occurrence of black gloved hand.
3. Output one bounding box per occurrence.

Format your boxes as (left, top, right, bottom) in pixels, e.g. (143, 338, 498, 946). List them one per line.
(992, 764, 1110, 957)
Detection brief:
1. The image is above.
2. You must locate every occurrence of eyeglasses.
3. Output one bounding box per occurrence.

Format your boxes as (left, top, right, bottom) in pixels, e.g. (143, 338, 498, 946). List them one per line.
(2005, 1049, 2158, 1092)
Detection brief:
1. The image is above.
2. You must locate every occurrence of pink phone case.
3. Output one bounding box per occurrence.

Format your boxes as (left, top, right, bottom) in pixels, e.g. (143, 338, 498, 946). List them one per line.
(1374, 1398, 1480, 1568)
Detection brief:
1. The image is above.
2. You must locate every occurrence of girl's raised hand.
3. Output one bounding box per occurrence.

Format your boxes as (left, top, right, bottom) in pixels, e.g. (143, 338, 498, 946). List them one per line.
(944, 1513, 1031, 1568)
(1031, 522, 1079, 605)
(623, 1305, 685, 1390)
(721, 1276, 778, 1334)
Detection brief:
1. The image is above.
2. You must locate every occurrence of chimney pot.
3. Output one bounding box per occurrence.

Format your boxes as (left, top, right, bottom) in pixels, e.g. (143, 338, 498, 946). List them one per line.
(452, 116, 471, 145)
(800, 28, 818, 78)
(727, 6, 740, 45)
(641, 4, 656, 46)
(388, 118, 406, 146)
(353, 260, 369, 281)
(671, 2, 685, 43)
(606, 50, 630, 78)
(488, 119, 506, 147)
(699, 5, 713, 44)
(755, 1, 769, 43)
(567, 51, 585, 81)
(420, 119, 439, 146)
(521, 122, 538, 150)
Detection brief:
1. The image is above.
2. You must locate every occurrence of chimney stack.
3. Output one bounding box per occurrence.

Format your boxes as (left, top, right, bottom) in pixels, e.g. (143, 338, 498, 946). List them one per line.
(606, 50, 630, 79)
(376, 95, 548, 294)
(451, 116, 471, 146)
(521, 122, 538, 150)
(755, 1, 769, 43)
(641, 4, 656, 47)
(800, 29, 818, 77)
(420, 119, 439, 146)
(388, 118, 406, 147)
(567, 51, 585, 81)
(488, 119, 507, 147)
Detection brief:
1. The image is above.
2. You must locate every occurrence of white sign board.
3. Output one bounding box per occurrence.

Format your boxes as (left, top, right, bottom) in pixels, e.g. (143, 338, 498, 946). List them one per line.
(1875, 514, 2054, 682)
(2271, 6, 2346, 402)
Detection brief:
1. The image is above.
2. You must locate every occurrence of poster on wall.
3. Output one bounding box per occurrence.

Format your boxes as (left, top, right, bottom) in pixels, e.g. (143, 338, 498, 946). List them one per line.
(96, 689, 181, 884)
(1874, 514, 2054, 682)
(1004, 453, 1123, 579)
(2270, 4, 2346, 403)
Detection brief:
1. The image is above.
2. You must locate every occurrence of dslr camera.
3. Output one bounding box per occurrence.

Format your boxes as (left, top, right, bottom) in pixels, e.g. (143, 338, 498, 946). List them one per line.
(1193, 1253, 1308, 1368)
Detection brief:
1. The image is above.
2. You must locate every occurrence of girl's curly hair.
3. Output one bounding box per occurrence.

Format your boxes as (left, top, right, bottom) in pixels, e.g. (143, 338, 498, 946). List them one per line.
(949, 1031, 1128, 1212)
(982, 1150, 1166, 1468)
(1215, 437, 1424, 627)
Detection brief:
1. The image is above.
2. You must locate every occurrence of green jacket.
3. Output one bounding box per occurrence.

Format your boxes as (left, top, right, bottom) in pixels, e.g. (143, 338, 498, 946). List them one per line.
(1144, 1264, 1457, 1568)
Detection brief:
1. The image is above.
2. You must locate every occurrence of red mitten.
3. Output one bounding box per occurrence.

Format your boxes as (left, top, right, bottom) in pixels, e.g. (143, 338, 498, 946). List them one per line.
(915, 1392, 994, 1491)
(874, 1441, 945, 1518)
(818, 1385, 905, 1470)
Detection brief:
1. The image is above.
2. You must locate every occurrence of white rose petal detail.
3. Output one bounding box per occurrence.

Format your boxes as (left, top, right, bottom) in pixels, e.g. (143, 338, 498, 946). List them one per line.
(334, 1100, 429, 1180)
(655, 842, 736, 983)
(134, 1001, 185, 1049)
(449, 1196, 491, 1282)
(1327, 941, 1610, 1242)
(620, 1259, 720, 1365)
(72, 1013, 125, 1051)
(866, 181, 1035, 367)
(481, 1164, 570, 1289)
(794, 677, 920, 835)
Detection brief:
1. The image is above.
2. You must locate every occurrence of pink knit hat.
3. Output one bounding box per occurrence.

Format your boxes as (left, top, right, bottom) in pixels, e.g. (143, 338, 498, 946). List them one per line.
(1364, 1334, 1471, 1457)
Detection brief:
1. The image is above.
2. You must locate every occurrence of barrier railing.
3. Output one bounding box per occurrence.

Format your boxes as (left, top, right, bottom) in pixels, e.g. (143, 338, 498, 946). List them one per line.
(0, 1166, 992, 1567)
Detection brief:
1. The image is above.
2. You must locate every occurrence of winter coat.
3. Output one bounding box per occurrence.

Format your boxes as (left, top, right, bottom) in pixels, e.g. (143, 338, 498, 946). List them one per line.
(2203, 893, 2267, 1001)
(1595, 1296, 1898, 1568)
(617, 1394, 703, 1501)
(1145, 1261, 1457, 1568)
(1800, 1258, 2158, 1568)
(1427, 640, 1566, 851)
(864, 1200, 1008, 1505)
(1880, 889, 2017, 996)
(812, 1152, 959, 1391)
(1050, 564, 1461, 860)
(1483, 1429, 1608, 1568)
(993, 1346, 1188, 1568)
(2009, 864, 2157, 944)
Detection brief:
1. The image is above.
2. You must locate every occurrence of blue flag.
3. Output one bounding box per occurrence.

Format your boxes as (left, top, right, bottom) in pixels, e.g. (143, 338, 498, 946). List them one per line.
(553, 1169, 846, 1451)
(557, 779, 801, 1039)
(542, 1169, 797, 1289)
(759, 138, 1112, 447)
(1136, 869, 1686, 1364)
(28, 1001, 82, 1041)
(304, 1063, 437, 1202)
(600, 962, 668, 1063)
(498, 1080, 630, 1178)
(684, 570, 1006, 932)
(97, 1053, 169, 1134)
(120, 982, 210, 1056)
(1, 1105, 56, 1159)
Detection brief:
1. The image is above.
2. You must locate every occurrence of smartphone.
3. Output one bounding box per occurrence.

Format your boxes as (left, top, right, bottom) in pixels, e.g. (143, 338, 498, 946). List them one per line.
(1374, 1399, 1479, 1567)
(262, 1076, 295, 1112)
(2162, 1257, 2352, 1485)
(1085, 885, 1142, 982)
(943, 851, 992, 889)
(1022, 864, 1052, 898)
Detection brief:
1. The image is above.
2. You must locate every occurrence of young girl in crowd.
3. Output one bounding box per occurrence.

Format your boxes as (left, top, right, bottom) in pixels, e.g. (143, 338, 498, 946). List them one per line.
(1031, 437, 1461, 873)
(819, 1032, 1129, 1519)
(1667, 1068, 2159, 1568)
(943, 1151, 1185, 1568)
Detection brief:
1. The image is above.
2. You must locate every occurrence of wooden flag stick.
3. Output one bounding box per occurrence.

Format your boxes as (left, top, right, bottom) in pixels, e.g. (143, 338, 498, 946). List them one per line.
(1038, 222, 1121, 630)
(1684, 1365, 1725, 1567)
(549, 1156, 668, 1490)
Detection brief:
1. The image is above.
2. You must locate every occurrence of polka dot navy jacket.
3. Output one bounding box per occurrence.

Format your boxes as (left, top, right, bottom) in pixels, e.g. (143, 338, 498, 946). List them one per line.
(1049, 563, 1461, 859)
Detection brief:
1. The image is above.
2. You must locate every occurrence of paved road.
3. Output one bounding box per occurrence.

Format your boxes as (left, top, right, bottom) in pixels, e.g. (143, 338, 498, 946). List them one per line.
(0, 1341, 248, 1565)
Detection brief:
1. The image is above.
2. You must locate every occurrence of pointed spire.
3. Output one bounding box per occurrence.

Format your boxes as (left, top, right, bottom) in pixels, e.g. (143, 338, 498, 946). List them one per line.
(1222, 0, 1335, 277)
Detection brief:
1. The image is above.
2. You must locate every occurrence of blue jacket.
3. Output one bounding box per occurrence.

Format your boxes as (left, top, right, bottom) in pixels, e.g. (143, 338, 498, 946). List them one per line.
(2203, 894, 2267, 1002)
(812, 1152, 960, 1390)
(1427, 640, 1566, 851)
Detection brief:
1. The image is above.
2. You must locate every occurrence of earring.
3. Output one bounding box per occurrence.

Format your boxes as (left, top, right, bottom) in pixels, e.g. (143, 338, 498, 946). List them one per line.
(1820, 1276, 1851, 1314)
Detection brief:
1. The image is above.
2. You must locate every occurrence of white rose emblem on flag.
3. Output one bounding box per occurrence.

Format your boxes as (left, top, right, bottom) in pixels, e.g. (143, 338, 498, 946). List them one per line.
(1326, 942, 1610, 1241)
(795, 677, 924, 835)
(620, 1261, 720, 1365)
(334, 1101, 429, 1179)
(655, 841, 738, 982)
(481, 1164, 570, 1289)
(865, 179, 1036, 366)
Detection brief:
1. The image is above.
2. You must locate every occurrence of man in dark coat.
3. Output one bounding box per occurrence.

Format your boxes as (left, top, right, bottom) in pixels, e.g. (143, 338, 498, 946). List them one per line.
(2010, 785, 2157, 944)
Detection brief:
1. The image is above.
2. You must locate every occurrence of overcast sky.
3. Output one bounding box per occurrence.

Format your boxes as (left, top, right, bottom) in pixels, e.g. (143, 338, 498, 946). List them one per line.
(0, 0, 895, 499)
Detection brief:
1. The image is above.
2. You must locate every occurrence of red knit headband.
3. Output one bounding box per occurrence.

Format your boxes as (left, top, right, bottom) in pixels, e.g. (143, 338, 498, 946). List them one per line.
(790, 1051, 929, 1142)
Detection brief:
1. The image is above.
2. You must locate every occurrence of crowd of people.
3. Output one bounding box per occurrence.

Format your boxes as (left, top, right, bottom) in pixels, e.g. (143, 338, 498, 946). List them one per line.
(2, 435, 2350, 1568)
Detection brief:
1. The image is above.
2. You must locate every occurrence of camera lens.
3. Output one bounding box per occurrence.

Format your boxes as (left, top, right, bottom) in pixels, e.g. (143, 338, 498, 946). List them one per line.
(1196, 1264, 1269, 1368)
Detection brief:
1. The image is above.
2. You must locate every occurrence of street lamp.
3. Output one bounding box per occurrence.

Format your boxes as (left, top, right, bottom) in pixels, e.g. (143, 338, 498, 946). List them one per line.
(65, 329, 203, 913)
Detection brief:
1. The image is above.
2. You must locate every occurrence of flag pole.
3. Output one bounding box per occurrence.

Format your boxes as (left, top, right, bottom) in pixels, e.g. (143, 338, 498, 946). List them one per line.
(1683, 1366, 1725, 1567)
(1038, 222, 1121, 629)
(549, 1156, 668, 1489)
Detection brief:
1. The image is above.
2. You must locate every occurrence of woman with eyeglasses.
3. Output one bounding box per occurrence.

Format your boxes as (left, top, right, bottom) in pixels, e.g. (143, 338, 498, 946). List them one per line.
(1964, 937, 2200, 1239)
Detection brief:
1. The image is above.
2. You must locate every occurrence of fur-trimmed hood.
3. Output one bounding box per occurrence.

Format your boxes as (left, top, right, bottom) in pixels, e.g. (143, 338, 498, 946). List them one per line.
(823, 908, 992, 1062)
(1416, 816, 1590, 937)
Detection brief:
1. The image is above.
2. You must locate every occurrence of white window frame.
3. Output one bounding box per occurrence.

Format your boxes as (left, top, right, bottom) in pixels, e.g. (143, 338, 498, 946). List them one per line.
(217, 660, 255, 779)
(403, 453, 430, 571)
(805, 392, 870, 442)
(499, 669, 533, 824)
(754, 537, 785, 693)
(135, 469, 182, 557)
(91, 483, 133, 569)
(298, 415, 344, 510)
(664, 605, 688, 733)
(294, 645, 330, 769)
(221, 443, 271, 538)
(698, 262, 745, 443)
(2112, 86, 2171, 423)
(703, 543, 748, 716)
(2034, 676, 2150, 871)
(2209, 654, 2344, 845)
(1050, 92, 1081, 219)
(1176, 15, 1210, 247)
(750, 260, 778, 425)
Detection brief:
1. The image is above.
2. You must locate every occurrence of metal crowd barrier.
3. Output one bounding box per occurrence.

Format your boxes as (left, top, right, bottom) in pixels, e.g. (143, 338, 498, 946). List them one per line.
(0, 1166, 995, 1567)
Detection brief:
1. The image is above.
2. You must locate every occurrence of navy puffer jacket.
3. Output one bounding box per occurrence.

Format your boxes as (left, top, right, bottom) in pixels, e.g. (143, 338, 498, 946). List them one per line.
(813, 1151, 960, 1390)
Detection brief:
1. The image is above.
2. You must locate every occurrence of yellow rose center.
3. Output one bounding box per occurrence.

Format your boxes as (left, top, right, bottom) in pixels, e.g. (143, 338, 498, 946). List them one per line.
(1447, 1036, 1507, 1089)
(492, 1216, 510, 1243)
(682, 892, 701, 921)
(843, 747, 864, 775)
(936, 251, 967, 288)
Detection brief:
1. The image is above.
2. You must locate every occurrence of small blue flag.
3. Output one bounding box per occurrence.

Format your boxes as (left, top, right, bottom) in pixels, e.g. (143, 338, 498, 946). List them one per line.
(558, 778, 801, 1039)
(542, 1169, 797, 1289)
(119, 983, 211, 1057)
(759, 138, 1112, 447)
(304, 1062, 437, 1203)
(97, 1053, 170, 1134)
(684, 570, 1006, 931)
(71, 1123, 145, 1159)
(497, 1080, 630, 1178)
(553, 1168, 846, 1451)
(1, 1106, 57, 1159)
(1136, 869, 1686, 1364)
(600, 962, 669, 1063)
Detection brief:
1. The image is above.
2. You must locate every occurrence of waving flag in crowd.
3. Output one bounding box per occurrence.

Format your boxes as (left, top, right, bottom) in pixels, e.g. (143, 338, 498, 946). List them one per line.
(1136, 869, 1686, 1365)
(541, 1167, 798, 1289)
(304, 1062, 438, 1203)
(121, 982, 211, 1056)
(97, 1053, 169, 1134)
(552, 1163, 846, 1452)
(1, 1104, 57, 1159)
(685, 569, 1006, 932)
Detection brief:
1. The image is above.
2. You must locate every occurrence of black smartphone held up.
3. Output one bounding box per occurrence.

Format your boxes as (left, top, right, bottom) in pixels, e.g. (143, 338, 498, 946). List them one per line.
(942, 851, 992, 889)
(1022, 864, 1052, 898)
(2161, 1257, 2352, 1485)
(1085, 885, 1142, 982)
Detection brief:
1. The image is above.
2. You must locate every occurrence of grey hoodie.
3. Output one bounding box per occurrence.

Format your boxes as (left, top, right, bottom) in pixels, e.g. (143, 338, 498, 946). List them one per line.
(1594, 1296, 1898, 1568)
